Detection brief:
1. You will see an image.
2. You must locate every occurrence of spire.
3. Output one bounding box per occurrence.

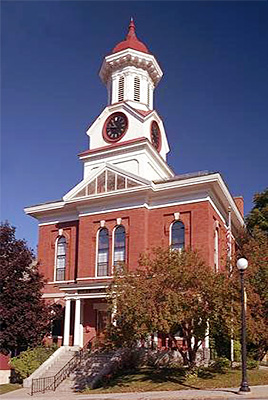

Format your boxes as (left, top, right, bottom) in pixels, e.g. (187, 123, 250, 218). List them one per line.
(127, 18, 136, 39)
(112, 19, 149, 54)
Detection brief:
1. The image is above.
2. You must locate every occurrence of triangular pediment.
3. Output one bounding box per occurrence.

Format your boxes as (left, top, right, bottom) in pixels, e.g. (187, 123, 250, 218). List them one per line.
(63, 163, 151, 201)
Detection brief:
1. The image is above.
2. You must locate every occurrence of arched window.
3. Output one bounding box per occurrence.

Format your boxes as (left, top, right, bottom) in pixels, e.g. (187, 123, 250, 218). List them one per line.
(97, 228, 109, 276)
(134, 76, 140, 101)
(118, 76, 124, 102)
(113, 226, 126, 271)
(171, 221, 185, 251)
(56, 236, 66, 281)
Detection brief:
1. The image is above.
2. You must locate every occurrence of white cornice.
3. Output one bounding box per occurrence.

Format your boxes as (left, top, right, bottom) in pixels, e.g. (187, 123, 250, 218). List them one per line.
(24, 201, 65, 215)
(25, 172, 244, 231)
(99, 48, 163, 87)
(79, 140, 174, 178)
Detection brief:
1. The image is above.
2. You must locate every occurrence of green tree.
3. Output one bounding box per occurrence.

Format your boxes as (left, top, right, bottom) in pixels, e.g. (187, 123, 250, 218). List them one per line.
(107, 248, 237, 366)
(246, 188, 268, 234)
(237, 228, 268, 361)
(0, 222, 50, 355)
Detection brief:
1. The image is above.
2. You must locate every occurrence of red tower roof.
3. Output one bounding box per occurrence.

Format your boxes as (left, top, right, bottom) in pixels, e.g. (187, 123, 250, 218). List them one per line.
(112, 18, 149, 54)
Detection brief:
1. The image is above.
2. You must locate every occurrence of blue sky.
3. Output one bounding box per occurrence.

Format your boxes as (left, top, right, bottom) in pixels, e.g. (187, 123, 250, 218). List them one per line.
(1, 1, 268, 252)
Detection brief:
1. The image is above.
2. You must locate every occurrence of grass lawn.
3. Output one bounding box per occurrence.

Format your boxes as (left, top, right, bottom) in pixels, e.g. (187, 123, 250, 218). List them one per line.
(83, 367, 268, 394)
(0, 383, 22, 395)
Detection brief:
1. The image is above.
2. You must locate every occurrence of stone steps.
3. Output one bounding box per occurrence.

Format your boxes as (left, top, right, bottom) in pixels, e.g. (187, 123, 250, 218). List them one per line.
(55, 351, 114, 392)
(24, 346, 80, 389)
(42, 351, 77, 378)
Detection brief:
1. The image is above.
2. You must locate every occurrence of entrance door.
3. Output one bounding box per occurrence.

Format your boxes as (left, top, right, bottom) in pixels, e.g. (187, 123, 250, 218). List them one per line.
(96, 309, 108, 336)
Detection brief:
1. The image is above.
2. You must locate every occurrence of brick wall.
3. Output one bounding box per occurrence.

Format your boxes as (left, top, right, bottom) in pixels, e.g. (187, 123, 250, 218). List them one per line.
(38, 200, 230, 293)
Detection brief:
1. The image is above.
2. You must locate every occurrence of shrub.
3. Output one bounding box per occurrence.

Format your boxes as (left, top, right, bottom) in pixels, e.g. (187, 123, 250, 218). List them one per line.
(209, 357, 230, 374)
(247, 359, 259, 370)
(11, 344, 57, 379)
(233, 340, 241, 362)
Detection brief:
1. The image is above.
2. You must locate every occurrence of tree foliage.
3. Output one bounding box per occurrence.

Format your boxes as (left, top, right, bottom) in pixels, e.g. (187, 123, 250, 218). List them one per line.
(0, 222, 50, 355)
(237, 228, 268, 360)
(11, 345, 58, 379)
(246, 188, 268, 234)
(234, 188, 268, 361)
(107, 248, 237, 366)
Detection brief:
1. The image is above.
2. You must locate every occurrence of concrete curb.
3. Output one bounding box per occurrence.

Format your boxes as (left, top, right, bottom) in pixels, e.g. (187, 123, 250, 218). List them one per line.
(1, 385, 268, 400)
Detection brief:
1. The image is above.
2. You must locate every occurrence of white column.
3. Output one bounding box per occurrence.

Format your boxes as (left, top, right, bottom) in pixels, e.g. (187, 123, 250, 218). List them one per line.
(205, 321, 210, 349)
(111, 300, 117, 326)
(63, 299, 71, 346)
(74, 298, 81, 347)
(153, 333, 158, 349)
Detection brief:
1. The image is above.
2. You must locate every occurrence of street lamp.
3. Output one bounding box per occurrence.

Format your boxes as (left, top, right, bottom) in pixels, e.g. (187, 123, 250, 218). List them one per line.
(237, 258, 250, 393)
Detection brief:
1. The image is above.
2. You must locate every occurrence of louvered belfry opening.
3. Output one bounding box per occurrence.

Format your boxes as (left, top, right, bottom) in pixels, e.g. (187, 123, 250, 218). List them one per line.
(134, 76, 140, 101)
(118, 76, 124, 102)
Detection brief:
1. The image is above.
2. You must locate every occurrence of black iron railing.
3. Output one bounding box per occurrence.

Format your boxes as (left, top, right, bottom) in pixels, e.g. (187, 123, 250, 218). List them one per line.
(31, 337, 96, 396)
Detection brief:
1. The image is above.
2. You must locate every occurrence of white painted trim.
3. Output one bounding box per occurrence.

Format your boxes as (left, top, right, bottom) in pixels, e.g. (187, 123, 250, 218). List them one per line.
(76, 276, 113, 281)
(214, 227, 219, 272)
(111, 224, 126, 274)
(35, 196, 230, 234)
(169, 220, 185, 249)
(61, 284, 109, 291)
(79, 197, 208, 217)
(24, 201, 65, 214)
(207, 197, 228, 227)
(68, 185, 150, 206)
(111, 225, 116, 274)
(38, 218, 79, 226)
(47, 280, 75, 285)
(95, 227, 110, 278)
(54, 234, 68, 283)
(42, 293, 65, 298)
(95, 228, 100, 278)
(63, 299, 71, 346)
(26, 173, 243, 230)
(65, 293, 107, 299)
(64, 161, 152, 201)
(169, 221, 172, 247)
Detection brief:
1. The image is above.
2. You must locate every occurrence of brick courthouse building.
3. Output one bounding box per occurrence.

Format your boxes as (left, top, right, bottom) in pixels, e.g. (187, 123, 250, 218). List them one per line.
(25, 20, 244, 350)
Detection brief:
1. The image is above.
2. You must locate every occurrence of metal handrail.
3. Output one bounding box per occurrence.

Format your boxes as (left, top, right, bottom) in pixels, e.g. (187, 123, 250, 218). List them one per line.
(31, 337, 96, 396)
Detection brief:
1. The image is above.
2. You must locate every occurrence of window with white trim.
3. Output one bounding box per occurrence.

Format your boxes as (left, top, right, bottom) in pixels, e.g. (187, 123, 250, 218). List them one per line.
(171, 221, 185, 251)
(113, 225, 126, 272)
(214, 228, 219, 272)
(134, 76, 140, 101)
(97, 228, 109, 276)
(56, 236, 66, 281)
(118, 76, 124, 102)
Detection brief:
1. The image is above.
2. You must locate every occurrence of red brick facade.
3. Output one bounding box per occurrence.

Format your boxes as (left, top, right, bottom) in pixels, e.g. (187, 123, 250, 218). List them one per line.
(38, 200, 232, 298)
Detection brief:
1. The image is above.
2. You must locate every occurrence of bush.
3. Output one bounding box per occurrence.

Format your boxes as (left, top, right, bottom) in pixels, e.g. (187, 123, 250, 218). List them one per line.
(233, 340, 241, 362)
(209, 357, 230, 374)
(11, 345, 57, 379)
(247, 359, 259, 370)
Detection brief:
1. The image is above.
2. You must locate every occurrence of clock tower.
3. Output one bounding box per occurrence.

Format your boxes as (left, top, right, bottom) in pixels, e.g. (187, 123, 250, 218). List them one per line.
(82, 19, 173, 182)
(24, 18, 244, 358)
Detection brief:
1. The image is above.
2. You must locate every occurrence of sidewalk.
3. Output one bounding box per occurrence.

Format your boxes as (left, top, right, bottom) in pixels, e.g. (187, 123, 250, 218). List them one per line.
(1, 385, 268, 400)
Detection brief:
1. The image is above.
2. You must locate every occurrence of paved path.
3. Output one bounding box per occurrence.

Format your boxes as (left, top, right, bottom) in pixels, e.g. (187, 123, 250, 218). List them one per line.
(1, 386, 268, 400)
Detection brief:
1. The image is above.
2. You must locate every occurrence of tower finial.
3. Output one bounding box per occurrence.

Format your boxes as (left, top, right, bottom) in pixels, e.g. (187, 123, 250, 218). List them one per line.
(127, 17, 136, 39)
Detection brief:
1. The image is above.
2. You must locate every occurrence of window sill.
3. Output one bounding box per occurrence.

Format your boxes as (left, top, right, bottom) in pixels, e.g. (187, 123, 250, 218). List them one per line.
(47, 280, 76, 284)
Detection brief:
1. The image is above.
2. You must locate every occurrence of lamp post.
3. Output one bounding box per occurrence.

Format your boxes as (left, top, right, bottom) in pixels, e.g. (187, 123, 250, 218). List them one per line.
(237, 258, 250, 393)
